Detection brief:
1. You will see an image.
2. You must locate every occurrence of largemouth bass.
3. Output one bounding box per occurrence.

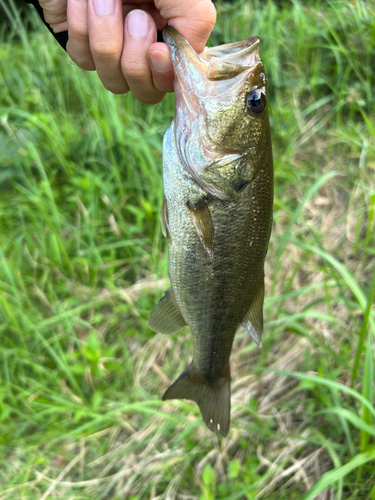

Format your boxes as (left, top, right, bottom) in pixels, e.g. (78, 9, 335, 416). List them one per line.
(148, 27, 273, 437)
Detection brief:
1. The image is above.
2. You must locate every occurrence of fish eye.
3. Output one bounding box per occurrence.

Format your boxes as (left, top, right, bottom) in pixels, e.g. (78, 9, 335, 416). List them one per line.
(246, 89, 266, 115)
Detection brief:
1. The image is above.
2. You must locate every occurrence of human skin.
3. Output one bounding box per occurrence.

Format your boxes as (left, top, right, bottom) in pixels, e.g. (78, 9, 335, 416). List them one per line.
(37, 0, 216, 103)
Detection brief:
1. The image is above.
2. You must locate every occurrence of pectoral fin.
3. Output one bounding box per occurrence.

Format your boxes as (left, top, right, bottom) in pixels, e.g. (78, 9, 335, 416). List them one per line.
(187, 200, 214, 260)
(160, 196, 171, 244)
(241, 279, 264, 347)
(147, 288, 186, 334)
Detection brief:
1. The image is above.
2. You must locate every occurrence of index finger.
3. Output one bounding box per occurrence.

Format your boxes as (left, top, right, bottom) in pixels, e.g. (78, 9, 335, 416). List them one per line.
(39, 0, 68, 32)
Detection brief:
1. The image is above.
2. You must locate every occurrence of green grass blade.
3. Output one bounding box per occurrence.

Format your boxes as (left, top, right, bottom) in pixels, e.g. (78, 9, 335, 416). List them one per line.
(263, 370, 375, 419)
(360, 332, 374, 451)
(318, 407, 375, 438)
(271, 171, 339, 294)
(301, 449, 375, 500)
(352, 265, 375, 388)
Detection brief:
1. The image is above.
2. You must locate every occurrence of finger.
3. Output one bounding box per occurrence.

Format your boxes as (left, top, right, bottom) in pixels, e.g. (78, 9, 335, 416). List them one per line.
(155, 0, 216, 53)
(40, 0, 67, 28)
(121, 10, 165, 104)
(121, 4, 165, 32)
(148, 42, 174, 93)
(136, 3, 167, 31)
(88, 0, 129, 94)
(51, 20, 68, 33)
(67, 0, 95, 70)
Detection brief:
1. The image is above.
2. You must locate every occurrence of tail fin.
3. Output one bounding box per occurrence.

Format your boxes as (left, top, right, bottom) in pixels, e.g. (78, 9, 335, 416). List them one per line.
(162, 364, 231, 437)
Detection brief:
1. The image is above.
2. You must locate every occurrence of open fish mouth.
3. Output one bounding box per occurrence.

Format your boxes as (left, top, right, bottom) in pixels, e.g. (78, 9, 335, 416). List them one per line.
(163, 26, 260, 82)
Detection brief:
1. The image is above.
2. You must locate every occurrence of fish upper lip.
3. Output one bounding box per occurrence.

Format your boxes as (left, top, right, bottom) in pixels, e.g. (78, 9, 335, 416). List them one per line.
(163, 25, 260, 63)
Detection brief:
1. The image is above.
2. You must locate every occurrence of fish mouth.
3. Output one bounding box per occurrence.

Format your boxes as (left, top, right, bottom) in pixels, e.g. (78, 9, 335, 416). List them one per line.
(163, 26, 260, 81)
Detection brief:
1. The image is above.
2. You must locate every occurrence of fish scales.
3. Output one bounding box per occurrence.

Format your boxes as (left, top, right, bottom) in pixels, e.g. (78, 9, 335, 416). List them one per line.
(148, 27, 273, 436)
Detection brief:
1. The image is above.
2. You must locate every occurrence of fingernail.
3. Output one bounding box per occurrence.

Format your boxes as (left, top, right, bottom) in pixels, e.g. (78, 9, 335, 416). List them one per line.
(93, 0, 115, 16)
(149, 51, 172, 73)
(127, 10, 150, 38)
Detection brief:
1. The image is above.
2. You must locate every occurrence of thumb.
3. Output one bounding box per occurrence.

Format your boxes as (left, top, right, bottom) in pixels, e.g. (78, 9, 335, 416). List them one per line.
(155, 0, 216, 53)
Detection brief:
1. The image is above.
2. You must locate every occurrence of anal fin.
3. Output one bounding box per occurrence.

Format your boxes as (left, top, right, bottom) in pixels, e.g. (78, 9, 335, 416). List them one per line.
(147, 288, 186, 334)
(241, 279, 264, 347)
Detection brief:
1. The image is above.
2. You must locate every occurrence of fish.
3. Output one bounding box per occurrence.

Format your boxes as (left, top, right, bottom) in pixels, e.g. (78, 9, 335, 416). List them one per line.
(147, 27, 273, 437)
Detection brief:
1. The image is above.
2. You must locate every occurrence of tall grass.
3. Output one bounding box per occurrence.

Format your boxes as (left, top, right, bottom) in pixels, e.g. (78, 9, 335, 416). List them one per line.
(0, 0, 374, 498)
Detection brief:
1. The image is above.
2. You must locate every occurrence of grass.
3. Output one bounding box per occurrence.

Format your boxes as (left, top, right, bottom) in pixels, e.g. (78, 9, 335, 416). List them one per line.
(0, 0, 374, 498)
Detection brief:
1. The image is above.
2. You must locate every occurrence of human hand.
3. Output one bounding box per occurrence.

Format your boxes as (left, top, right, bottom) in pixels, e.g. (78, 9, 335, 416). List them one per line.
(38, 0, 216, 103)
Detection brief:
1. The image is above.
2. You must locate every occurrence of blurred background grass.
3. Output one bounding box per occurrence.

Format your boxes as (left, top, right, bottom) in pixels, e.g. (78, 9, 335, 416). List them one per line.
(0, 0, 374, 498)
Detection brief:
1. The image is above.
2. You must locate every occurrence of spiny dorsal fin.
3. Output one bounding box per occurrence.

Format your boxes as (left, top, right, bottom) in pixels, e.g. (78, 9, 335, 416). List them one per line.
(147, 288, 186, 334)
(187, 199, 214, 260)
(241, 279, 264, 347)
